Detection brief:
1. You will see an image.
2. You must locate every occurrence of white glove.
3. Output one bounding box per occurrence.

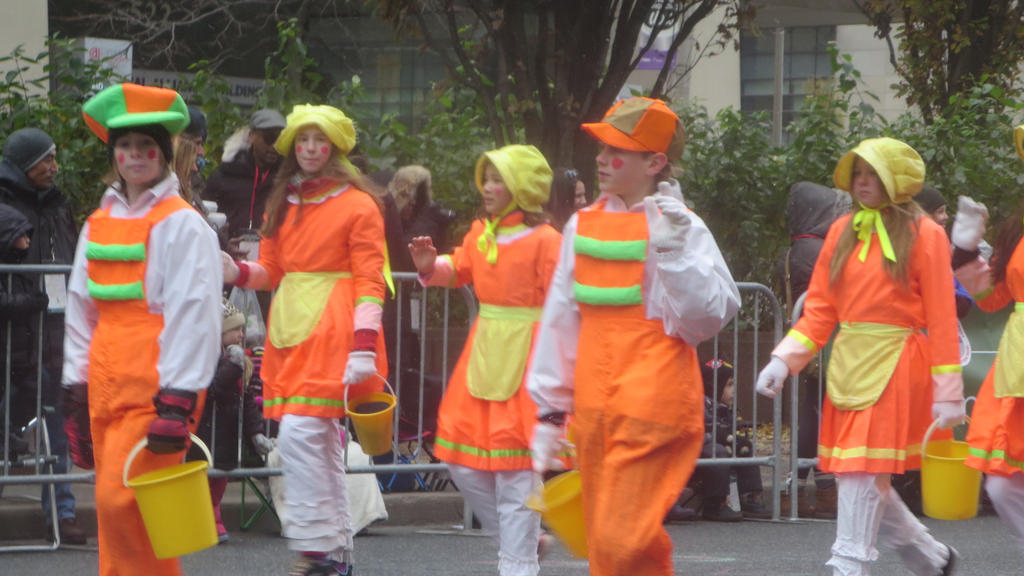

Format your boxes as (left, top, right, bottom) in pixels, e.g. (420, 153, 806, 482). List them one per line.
(932, 400, 967, 430)
(656, 179, 685, 203)
(531, 421, 567, 474)
(250, 432, 275, 456)
(222, 251, 240, 284)
(226, 344, 246, 368)
(756, 356, 790, 398)
(643, 193, 690, 254)
(343, 350, 377, 385)
(951, 196, 989, 251)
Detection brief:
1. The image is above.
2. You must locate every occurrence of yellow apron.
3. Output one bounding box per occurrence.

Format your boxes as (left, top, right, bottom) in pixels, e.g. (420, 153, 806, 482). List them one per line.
(827, 322, 912, 410)
(269, 271, 351, 349)
(994, 302, 1024, 398)
(466, 303, 542, 401)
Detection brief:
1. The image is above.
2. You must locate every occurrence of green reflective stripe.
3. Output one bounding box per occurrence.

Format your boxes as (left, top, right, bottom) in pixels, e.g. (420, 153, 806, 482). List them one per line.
(86, 241, 146, 262)
(967, 447, 1024, 469)
(497, 223, 528, 235)
(1016, 301, 1024, 312)
(573, 282, 643, 306)
(264, 396, 346, 409)
(931, 364, 962, 375)
(87, 279, 144, 301)
(788, 329, 819, 354)
(574, 234, 647, 261)
(356, 296, 384, 307)
(478, 303, 542, 321)
(435, 436, 532, 459)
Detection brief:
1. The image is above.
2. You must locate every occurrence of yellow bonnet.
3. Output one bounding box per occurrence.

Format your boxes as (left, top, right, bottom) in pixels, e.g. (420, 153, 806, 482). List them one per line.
(274, 104, 356, 157)
(833, 137, 924, 204)
(474, 145, 552, 213)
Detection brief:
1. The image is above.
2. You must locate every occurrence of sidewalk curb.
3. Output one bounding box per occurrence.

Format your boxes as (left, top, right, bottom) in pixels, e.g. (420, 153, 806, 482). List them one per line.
(0, 481, 465, 542)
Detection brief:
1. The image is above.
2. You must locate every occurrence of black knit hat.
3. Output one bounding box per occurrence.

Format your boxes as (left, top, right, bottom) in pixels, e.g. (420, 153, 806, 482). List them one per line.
(107, 124, 174, 165)
(2, 128, 56, 173)
(701, 359, 734, 399)
(183, 106, 207, 143)
(915, 187, 946, 215)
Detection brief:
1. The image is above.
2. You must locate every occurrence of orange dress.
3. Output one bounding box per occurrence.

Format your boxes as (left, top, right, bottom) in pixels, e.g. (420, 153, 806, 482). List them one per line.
(429, 212, 561, 471)
(257, 183, 388, 420)
(965, 241, 1024, 476)
(790, 214, 960, 474)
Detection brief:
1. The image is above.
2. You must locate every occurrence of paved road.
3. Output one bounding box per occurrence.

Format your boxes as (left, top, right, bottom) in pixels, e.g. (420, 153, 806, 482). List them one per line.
(1, 514, 1020, 575)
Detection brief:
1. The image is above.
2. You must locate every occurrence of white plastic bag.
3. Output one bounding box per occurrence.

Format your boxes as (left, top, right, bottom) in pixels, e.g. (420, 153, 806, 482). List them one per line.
(229, 286, 266, 348)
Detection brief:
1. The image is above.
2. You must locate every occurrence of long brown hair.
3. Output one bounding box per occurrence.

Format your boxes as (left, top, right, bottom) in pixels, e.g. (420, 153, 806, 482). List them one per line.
(829, 201, 924, 288)
(260, 147, 377, 238)
(172, 137, 199, 205)
(993, 201, 1024, 284)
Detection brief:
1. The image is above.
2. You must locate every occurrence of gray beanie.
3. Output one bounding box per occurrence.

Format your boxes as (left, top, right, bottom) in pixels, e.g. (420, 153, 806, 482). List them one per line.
(2, 128, 56, 173)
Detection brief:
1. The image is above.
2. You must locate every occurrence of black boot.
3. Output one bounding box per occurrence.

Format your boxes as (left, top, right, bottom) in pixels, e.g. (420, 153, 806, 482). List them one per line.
(740, 491, 771, 519)
(702, 498, 742, 522)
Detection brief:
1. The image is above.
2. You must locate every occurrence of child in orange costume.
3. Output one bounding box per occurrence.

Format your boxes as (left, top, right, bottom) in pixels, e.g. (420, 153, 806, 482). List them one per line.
(950, 126, 1024, 571)
(756, 137, 964, 576)
(222, 105, 386, 576)
(409, 144, 559, 576)
(63, 83, 223, 575)
(527, 98, 740, 576)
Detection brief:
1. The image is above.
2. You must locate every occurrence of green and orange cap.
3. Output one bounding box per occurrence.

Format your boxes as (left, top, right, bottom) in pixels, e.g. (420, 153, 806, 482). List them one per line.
(581, 97, 686, 163)
(82, 83, 190, 143)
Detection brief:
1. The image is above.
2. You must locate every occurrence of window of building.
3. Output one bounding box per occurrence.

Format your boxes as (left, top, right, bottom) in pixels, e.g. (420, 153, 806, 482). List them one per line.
(740, 26, 836, 140)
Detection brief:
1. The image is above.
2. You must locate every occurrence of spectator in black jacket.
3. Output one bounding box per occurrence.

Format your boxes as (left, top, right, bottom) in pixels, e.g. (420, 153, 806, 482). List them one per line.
(0, 127, 84, 544)
(187, 298, 273, 544)
(203, 109, 286, 256)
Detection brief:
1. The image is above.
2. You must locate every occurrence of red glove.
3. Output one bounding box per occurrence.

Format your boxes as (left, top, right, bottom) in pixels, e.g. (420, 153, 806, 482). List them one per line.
(148, 389, 199, 454)
(61, 385, 94, 470)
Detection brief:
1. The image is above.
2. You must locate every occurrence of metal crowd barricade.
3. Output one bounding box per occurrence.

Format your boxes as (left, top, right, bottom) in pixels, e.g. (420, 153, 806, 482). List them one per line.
(0, 263, 77, 552)
(695, 282, 786, 520)
(0, 267, 797, 551)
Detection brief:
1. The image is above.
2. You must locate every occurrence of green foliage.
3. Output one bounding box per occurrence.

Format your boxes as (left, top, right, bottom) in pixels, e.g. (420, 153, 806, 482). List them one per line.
(0, 37, 121, 217)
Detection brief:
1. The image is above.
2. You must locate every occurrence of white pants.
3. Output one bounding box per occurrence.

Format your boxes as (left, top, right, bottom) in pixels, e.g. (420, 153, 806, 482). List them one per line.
(827, 473, 948, 576)
(448, 463, 541, 576)
(986, 473, 1024, 567)
(278, 414, 353, 564)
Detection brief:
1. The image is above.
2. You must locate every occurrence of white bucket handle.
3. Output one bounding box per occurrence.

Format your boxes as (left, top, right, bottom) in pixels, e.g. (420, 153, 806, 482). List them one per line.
(343, 373, 395, 411)
(123, 433, 212, 488)
(921, 415, 971, 460)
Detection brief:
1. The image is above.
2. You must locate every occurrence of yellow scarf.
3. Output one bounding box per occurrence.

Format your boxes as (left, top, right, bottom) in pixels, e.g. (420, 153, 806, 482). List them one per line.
(477, 203, 520, 264)
(852, 205, 896, 263)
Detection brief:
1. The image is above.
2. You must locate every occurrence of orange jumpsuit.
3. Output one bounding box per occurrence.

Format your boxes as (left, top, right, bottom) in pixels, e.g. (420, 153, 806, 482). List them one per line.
(965, 242, 1024, 476)
(777, 214, 962, 474)
(63, 177, 222, 576)
(426, 211, 561, 470)
(528, 193, 739, 576)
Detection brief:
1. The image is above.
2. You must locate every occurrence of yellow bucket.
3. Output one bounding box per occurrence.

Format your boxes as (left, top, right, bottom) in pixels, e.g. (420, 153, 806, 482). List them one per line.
(527, 470, 588, 558)
(921, 419, 981, 520)
(345, 375, 396, 456)
(123, 434, 217, 559)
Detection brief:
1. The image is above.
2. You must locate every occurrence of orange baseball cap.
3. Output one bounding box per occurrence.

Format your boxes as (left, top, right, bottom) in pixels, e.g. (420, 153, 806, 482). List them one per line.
(581, 97, 686, 162)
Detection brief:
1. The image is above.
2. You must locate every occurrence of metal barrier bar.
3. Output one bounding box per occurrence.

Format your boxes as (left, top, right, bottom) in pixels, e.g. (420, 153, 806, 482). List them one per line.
(1, 266, 791, 538)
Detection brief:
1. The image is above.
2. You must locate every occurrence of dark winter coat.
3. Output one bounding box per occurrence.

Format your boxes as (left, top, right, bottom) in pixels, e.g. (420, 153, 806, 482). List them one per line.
(777, 182, 850, 311)
(187, 353, 265, 470)
(0, 160, 77, 379)
(0, 204, 48, 362)
(203, 147, 277, 240)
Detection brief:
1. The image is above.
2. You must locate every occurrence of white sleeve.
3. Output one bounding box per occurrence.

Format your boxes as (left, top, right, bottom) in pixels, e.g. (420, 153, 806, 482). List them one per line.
(526, 214, 580, 416)
(650, 211, 740, 346)
(62, 223, 97, 386)
(152, 210, 224, 392)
